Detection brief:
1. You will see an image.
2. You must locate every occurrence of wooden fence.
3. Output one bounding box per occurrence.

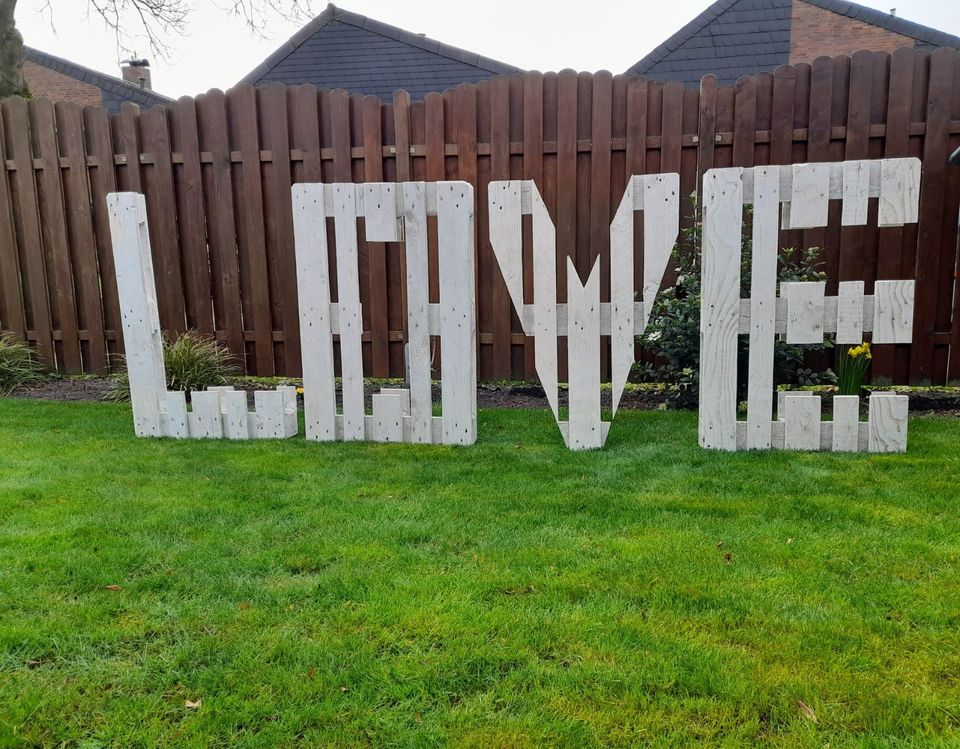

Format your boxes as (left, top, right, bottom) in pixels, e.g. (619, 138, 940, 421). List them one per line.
(0, 46, 958, 384)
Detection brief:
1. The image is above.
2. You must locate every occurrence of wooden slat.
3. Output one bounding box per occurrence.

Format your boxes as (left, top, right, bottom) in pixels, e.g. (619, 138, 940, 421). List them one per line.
(911, 50, 954, 383)
(332, 183, 365, 440)
(82, 106, 123, 365)
(227, 85, 274, 375)
(55, 101, 107, 372)
(292, 183, 336, 441)
(699, 168, 743, 450)
(258, 84, 302, 376)
(522, 72, 544, 379)
(437, 182, 477, 445)
(30, 98, 82, 372)
(831, 395, 860, 452)
(139, 106, 187, 337)
(402, 182, 433, 444)
(556, 70, 578, 302)
(566, 256, 601, 450)
(745, 167, 779, 449)
(489, 76, 512, 378)
(868, 393, 909, 452)
(195, 90, 244, 362)
(732, 76, 757, 167)
(360, 95, 390, 377)
(0, 100, 25, 339)
(168, 96, 213, 335)
(838, 51, 873, 283)
(112, 102, 142, 192)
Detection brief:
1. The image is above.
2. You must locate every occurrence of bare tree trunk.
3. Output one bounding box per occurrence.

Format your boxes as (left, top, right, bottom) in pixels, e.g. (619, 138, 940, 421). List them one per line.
(0, 0, 27, 99)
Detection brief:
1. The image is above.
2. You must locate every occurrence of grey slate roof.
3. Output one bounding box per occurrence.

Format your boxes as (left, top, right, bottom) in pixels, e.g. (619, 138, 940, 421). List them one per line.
(24, 47, 171, 114)
(239, 3, 522, 100)
(627, 0, 960, 87)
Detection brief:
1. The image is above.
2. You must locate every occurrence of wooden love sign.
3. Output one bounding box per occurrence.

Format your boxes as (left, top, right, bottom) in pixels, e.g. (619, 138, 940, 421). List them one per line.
(107, 157, 921, 453)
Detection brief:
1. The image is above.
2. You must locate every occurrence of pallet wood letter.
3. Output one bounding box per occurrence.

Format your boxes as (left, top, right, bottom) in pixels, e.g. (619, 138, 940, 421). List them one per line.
(106, 192, 298, 440)
(698, 159, 920, 453)
(292, 181, 477, 446)
(488, 175, 680, 449)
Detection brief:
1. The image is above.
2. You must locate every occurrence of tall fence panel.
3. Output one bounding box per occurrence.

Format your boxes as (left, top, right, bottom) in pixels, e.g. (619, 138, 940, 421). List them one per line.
(0, 48, 958, 384)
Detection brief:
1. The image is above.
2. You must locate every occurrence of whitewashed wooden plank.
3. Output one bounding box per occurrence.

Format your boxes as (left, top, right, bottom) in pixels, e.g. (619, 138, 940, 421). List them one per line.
(362, 183, 401, 241)
(372, 392, 406, 442)
(836, 281, 865, 344)
(783, 281, 826, 344)
(437, 182, 477, 445)
(699, 168, 743, 450)
(788, 162, 830, 229)
(487, 180, 524, 310)
(531, 186, 560, 421)
(278, 385, 298, 438)
(783, 393, 821, 451)
(253, 390, 285, 439)
(878, 158, 921, 227)
(831, 395, 860, 452)
(873, 279, 914, 344)
(745, 167, 779, 450)
(777, 389, 814, 421)
(609, 177, 635, 416)
(188, 391, 223, 439)
(868, 394, 909, 453)
(841, 160, 870, 226)
(642, 173, 680, 326)
(106, 192, 167, 438)
(292, 183, 337, 441)
(566, 257, 603, 450)
(160, 391, 189, 439)
(220, 389, 250, 439)
(332, 183, 366, 441)
(402, 183, 434, 444)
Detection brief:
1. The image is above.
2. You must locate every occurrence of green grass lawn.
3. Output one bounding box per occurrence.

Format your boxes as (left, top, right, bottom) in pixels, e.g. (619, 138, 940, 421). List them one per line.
(1, 399, 959, 748)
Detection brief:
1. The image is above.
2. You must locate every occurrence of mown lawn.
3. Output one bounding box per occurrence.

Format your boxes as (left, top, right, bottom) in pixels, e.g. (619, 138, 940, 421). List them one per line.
(1, 399, 959, 748)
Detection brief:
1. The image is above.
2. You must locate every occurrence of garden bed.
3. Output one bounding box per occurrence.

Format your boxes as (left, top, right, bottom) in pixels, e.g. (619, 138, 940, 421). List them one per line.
(10, 376, 960, 415)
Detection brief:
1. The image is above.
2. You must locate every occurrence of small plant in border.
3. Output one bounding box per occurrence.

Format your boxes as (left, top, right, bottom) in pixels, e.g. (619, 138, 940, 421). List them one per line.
(837, 342, 872, 395)
(106, 331, 238, 402)
(0, 333, 49, 395)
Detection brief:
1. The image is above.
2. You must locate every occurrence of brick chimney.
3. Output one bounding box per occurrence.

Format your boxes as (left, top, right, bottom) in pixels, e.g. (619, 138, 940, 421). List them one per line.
(121, 58, 152, 90)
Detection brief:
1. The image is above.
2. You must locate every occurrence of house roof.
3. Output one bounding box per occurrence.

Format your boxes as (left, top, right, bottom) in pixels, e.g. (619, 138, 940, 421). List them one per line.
(238, 3, 522, 100)
(24, 47, 171, 114)
(627, 0, 960, 87)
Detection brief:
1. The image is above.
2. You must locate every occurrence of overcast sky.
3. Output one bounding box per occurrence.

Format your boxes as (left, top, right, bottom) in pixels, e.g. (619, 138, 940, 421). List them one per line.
(15, 0, 960, 98)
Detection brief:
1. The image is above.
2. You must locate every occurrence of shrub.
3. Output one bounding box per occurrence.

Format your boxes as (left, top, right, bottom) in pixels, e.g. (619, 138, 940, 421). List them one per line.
(106, 331, 238, 401)
(637, 198, 834, 409)
(0, 333, 49, 395)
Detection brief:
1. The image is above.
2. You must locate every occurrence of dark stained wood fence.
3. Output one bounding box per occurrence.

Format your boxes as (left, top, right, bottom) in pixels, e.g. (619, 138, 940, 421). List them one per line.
(1, 47, 959, 383)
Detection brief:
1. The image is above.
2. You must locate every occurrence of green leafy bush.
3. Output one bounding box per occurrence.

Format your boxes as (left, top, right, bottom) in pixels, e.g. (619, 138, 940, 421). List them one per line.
(637, 198, 834, 409)
(106, 331, 238, 402)
(0, 333, 49, 394)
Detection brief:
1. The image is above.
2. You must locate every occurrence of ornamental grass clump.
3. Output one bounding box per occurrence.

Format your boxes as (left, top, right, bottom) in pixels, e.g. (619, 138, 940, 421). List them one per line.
(106, 331, 238, 402)
(837, 342, 872, 395)
(0, 334, 49, 395)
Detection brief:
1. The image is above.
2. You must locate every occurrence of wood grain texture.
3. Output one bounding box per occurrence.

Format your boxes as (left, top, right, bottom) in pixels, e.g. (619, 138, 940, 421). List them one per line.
(873, 279, 915, 344)
(745, 167, 779, 449)
(783, 393, 821, 451)
(566, 257, 602, 450)
(836, 280, 865, 344)
(868, 394, 909, 452)
(783, 281, 826, 344)
(699, 168, 743, 450)
(831, 395, 860, 452)
(292, 183, 337, 442)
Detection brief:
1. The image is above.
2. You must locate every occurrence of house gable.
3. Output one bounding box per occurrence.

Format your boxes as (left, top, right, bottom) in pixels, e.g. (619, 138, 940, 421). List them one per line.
(239, 3, 521, 100)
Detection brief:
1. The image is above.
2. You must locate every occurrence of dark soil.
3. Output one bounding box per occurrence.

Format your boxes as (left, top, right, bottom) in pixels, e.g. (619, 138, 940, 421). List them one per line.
(8, 377, 960, 416)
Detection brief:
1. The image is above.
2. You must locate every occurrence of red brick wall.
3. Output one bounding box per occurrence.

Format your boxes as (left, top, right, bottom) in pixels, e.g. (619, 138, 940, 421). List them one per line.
(789, 0, 915, 64)
(23, 61, 102, 107)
